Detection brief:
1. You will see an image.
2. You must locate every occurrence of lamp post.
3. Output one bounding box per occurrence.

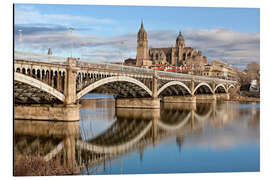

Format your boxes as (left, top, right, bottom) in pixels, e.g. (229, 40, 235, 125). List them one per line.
(69, 27, 75, 57)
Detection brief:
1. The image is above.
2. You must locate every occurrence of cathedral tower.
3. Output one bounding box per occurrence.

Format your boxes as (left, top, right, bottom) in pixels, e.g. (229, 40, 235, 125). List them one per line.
(175, 31, 185, 65)
(176, 31, 185, 49)
(136, 21, 152, 66)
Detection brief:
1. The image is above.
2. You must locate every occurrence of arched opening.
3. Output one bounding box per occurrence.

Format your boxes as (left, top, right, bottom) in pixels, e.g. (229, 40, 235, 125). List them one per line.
(45, 70, 49, 84)
(41, 69, 45, 81)
(32, 69, 36, 78)
(53, 71, 58, 89)
(37, 69, 41, 79)
(27, 69, 30, 75)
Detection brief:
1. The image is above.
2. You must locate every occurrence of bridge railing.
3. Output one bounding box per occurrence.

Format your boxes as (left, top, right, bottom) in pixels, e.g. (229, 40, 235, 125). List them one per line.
(78, 59, 237, 84)
(14, 51, 237, 84)
(78, 60, 154, 74)
(158, 70, 237, 83)
(14, 51, 66, 63)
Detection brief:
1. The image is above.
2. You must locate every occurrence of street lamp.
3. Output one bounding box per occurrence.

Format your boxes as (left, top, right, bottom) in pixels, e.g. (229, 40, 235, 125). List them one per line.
(69, 27, 75, 57)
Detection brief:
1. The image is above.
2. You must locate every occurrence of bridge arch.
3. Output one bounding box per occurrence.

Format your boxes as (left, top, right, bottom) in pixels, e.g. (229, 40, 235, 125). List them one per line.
(214, 84, 228, 93)
(228, 84, 235, 90)
(157, 81, 192, 96)
(194, 82, 213, 94)
(77, 76, 153, 99)
(14, 72, 65, 102)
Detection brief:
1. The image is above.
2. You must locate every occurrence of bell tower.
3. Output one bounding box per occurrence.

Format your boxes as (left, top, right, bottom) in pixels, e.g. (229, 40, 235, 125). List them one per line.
(136, 21, 151, 66)
(176, 31, 185, 49)
(176, 31, 185, 65)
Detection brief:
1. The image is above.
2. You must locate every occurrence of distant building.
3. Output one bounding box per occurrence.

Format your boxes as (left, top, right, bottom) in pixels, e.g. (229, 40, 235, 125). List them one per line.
(134, 21, 244, 81)
(124, 58, 136, 66)
(135, 21, 208, 69)
(202, 60, 239, 80)
(136, 21, 153, 67)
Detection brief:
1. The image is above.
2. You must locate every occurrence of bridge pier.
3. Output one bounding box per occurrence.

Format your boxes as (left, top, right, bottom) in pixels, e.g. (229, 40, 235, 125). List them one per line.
(216, 93, 230, 101)
(14, 104, 80, 121)
(65, 57, 78, 105)
(162, 95, 196, 103)
(115, 97, 160, 109)
(196, 94, 216, 101)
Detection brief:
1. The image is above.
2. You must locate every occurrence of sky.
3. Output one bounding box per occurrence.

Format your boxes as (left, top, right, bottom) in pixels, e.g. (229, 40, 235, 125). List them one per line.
(14, 4, 260, 70)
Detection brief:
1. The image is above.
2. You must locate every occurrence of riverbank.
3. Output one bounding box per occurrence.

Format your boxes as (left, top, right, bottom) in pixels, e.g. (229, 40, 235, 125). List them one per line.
(230, 94, 260, 103)
(14, 154, 79, 176)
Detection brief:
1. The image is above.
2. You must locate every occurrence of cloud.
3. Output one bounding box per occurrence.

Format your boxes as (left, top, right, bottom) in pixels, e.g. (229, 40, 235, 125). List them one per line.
(183, 28, 260, 69)
(14, 15, 259, 69)
(183, 120, 259, 150)
(14, 5, 115, 26)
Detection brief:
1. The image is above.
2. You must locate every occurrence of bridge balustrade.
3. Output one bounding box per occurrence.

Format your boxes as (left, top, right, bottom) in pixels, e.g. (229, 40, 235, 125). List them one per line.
(14, 51, 238, 105)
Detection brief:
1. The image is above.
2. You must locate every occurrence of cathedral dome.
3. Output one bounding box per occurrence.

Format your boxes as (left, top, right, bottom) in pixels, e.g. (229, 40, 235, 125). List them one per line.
(176, 31, 184, 41)
(176, 31, 185, 48)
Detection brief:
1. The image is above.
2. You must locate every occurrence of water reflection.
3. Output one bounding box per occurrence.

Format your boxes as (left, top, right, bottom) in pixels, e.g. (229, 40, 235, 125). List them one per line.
(14, 99, 260, 175)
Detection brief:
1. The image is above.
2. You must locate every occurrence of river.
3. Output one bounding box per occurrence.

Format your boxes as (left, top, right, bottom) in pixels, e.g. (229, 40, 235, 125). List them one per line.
(14, 97, 260, 175)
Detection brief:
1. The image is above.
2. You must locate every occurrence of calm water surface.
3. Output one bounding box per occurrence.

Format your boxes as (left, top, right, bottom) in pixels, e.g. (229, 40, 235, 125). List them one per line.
(14, 98, 260, 175)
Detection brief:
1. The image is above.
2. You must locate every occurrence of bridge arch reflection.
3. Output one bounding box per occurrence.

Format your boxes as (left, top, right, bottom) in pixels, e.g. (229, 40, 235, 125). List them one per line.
(15, 100, 237, 174)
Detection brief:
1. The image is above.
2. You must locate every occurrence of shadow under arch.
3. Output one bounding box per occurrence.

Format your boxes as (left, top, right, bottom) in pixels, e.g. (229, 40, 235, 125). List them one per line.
(77, 76, 153, 99)
(14, 72, 65, 102)
(214, 84, 228, 93)
(194, 82, 214, 94)
(157, 81, 192, 97)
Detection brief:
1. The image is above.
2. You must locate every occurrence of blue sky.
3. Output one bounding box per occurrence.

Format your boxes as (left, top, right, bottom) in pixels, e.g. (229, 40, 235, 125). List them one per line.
(14, 4, 260, 69)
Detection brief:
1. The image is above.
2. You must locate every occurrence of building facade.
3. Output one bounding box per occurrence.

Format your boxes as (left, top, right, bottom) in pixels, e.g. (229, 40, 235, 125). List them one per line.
(135, 22, 208, 68)
(202, 60, 239, 80)
(134, 22, 242, 81)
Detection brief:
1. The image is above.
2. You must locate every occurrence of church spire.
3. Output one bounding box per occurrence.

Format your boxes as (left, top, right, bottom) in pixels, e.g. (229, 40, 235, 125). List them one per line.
(141, 19, 144, 29)
(138, 20, 147, 40)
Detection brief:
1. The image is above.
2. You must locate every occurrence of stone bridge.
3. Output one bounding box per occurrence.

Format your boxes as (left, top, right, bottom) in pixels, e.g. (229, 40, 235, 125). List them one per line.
(14, 51, 238, 108)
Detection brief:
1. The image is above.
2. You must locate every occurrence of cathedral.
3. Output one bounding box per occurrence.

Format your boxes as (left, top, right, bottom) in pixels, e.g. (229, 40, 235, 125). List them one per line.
(136, 21, 208, 68)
